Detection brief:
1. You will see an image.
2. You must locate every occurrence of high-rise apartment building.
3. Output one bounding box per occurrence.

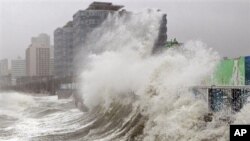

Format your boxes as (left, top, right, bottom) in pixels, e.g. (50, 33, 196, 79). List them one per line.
(11, 57, 26, 78)
(54, 2, 167, 80)
(50, 58, 54, 76)
(72, 2, 123, 56)
(26, 33, 50, 77)
(54, 2, 123, 79)
(153, 14, 168, 53)
(0, 59, 8, 76)
(0, 59, 11, 86)
(54, 21, 73, 78)
(49, 45, 54, 76)
(11, 57, 26, 85)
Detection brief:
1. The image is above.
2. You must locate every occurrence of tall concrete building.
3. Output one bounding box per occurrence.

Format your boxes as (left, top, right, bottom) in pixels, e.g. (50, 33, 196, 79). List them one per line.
(49, 45, 54, 76)
(153, 14, 168, 53)
(11, 57, 26, 78)
(0, 59, 8, 76)
(50, 58, 54, 76)
(26, 33, 50, 77)
(54, 2, 167, 80)
(54, 2, 123, 79)
(31, 33, 50, 47)
(54, 21, 73, 79)
(0, 59, 11, 86)
(11, 57, 26, 85)
(72, 2, 123, 53)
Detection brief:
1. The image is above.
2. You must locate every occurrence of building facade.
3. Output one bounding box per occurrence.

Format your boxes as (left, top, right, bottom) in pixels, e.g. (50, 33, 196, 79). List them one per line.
(26, 33, 50, 77)
(0, 59, 11, 87)
(54, 2, 123, 79)
(54, 21, 73, 79)
(0, 59, 8, 76)
(54, 2, 167, 80)
(72, 2, 123, 60)
(50, 58, 54, 76)
(49, 45, 54, 76)
(152, 14, 168, 53)
(11, 57, 26, 85)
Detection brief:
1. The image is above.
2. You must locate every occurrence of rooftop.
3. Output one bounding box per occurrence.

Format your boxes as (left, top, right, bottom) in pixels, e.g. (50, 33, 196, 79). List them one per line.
(63, 21, 73, 28)
(86, 1, 124, 11)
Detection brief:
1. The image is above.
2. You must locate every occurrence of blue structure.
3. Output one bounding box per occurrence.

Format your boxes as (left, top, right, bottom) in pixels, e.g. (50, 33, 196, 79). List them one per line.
(245, 56, 250, 85)
(208, 89, 224, 112)
(193, 86, 250, 113)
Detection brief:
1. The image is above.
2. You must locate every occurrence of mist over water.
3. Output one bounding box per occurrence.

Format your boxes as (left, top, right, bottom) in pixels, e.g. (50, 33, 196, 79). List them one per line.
(0, 92, 85, 141)
(77, 10, 235, 140)
(1, 10, 250, 141)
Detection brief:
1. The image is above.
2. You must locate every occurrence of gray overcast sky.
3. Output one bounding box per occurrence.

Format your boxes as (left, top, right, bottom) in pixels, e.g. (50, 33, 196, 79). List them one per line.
(0, 0, 250, 60)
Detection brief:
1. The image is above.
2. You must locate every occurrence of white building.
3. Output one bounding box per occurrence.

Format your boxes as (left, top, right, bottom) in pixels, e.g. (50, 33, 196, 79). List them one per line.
(0, 59, 8, 76)
(0, 59, 11, 86)
(11, 57, 26, 85)
(26, 33, 50, 77)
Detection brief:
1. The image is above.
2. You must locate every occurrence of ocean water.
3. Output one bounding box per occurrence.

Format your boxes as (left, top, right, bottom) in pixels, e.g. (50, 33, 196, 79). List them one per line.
(1, 10, 250, 141)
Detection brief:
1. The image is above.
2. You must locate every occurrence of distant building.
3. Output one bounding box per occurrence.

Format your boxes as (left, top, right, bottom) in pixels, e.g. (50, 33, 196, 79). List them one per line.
(54, 2, 123, 79)
(0, 59, 11, 87)
(0, 75, 11, 87)
(31, 33, 50, 47)
(50, 45, 54, 58)
(153, 14, 168, 53)
(11, 57, 26, 85)
(11, 57, 26, 78)
(49, 45, 54, 76)
(50, 58, 54, 76)
(54, 21, 73, 78)
(72, 2, 124, 70)
(26, 33, 50, 77)
(54, 1, 167, 80)
(0, 59, 8, 76)
(72, 2, 123, 52)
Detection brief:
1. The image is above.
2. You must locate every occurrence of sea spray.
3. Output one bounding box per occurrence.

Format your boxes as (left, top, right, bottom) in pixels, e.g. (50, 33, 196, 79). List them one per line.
(0, 93, 85, 141)
(79, 10, 163, 110)
(139, 44, 224, 141)
(234, 101, 250, 124)
(0, 92, 36, 114)
(75, 9, 250, 141)
(0, 9, 248, 141)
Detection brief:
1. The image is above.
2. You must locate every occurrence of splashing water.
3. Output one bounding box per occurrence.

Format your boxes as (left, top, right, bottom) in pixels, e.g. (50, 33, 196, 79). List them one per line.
(0, 92, 36, 117)
(77, 10, 246, 140)
(1, 10, 250, 141)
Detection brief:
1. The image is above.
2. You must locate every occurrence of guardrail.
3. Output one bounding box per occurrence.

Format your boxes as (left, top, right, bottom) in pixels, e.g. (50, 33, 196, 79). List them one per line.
(192, 85, 250, 113)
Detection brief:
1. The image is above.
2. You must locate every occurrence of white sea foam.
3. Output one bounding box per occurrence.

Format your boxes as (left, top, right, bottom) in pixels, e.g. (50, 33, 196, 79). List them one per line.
(77, 9, 250, 140)
(233, 102, 250, 124)
(0, 9, 249, 141)
(0, 92, 36, 117)
(0, 92, 86, 141)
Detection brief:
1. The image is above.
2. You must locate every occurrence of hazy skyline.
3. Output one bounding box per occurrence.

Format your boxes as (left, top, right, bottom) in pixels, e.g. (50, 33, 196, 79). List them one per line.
(1, 0, 250, 60)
